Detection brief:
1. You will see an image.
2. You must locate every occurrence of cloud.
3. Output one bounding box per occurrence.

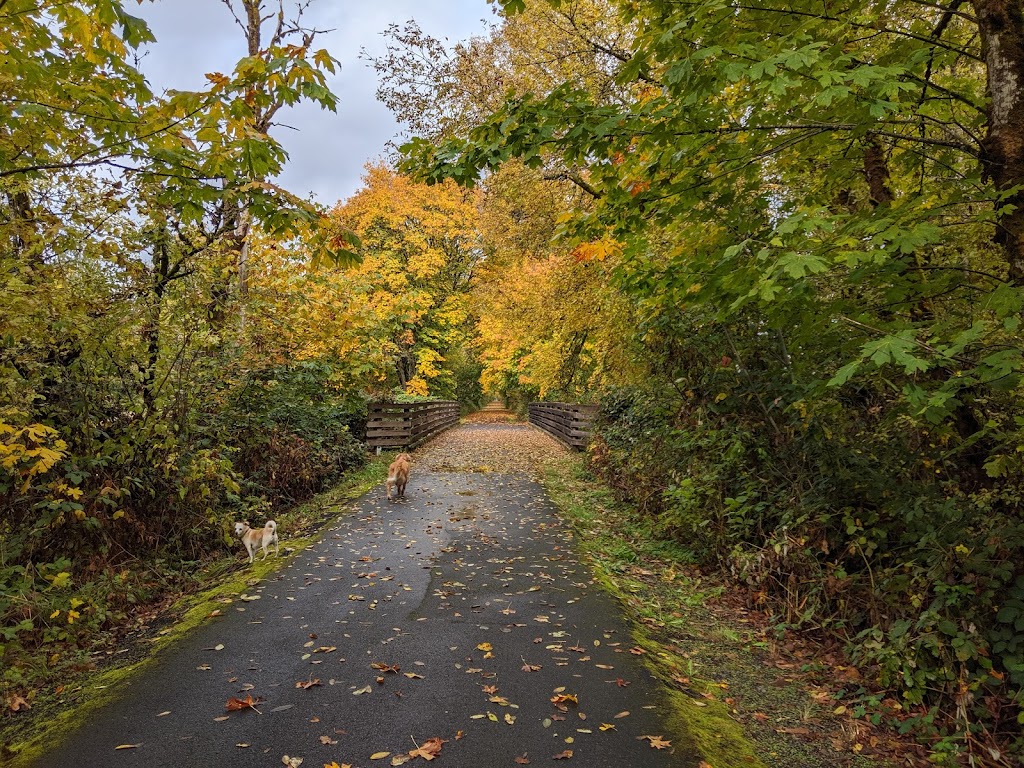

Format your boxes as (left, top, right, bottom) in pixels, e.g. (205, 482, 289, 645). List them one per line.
(136, 0, 492, 205)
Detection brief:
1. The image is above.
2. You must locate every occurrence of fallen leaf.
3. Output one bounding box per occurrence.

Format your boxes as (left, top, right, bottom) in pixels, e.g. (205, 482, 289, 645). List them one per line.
(114, 744, 141, 750)
(521, 663, 541, 672)
(282, 757, 303, 768)
(552, 750, 573, 759)
(404, 672, 423, 680)
(613, 711, 630, 718)
(550, 693, 578, 707)
(615, 679, 630, 688)
(515, 754, 530, 764)
(225, 695, 263, 712)
(476, 642, 493, 652)
(599, 723, 615, 732)
(371, 663, 400, 673)
(408, 737, 445, 761)
(353, 685, 372, 695)
(296, 678, 322, 690)
(320, 736, 338, 746)
(391, 756, 411, 766)
(7, 695, 31, 712)
(641, 735, 672, 750)
(482, 684, 499, 694)
(776, 727, 810, 735)
(370, 752, 391, 760)
(236, 743, 250, 748)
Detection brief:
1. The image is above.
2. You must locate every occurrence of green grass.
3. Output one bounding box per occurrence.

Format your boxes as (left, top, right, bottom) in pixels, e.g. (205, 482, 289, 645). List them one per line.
(0, 454, 392, 766)
(540, 454, 881, 768)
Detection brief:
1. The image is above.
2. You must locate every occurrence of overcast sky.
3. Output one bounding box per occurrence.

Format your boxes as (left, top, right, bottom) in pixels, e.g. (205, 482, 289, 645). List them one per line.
(136, 0, 492, 207)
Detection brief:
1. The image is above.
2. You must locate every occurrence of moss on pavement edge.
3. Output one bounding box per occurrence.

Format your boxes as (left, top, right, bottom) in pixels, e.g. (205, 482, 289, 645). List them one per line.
(538, 452, 892, 768)
(1, 455, 393, 767)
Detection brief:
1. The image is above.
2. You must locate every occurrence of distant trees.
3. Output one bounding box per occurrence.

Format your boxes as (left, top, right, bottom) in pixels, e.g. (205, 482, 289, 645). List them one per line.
(387, 0, 1024, 755)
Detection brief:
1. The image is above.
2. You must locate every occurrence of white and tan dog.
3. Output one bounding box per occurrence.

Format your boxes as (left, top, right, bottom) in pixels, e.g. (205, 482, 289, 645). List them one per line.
(386, 453, 411, 501)
(234, 520, 279, 563)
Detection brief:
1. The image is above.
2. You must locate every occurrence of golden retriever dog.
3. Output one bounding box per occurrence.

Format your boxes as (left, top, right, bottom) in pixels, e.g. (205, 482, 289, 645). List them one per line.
(386, 453, 411, 501)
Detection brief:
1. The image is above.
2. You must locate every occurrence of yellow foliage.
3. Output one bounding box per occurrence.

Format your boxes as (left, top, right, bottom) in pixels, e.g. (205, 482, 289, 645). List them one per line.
(405, 376, 430, 397)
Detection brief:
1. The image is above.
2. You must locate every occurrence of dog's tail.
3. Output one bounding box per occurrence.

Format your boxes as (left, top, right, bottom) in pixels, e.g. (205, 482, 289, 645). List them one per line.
(264, 520, 277, 533)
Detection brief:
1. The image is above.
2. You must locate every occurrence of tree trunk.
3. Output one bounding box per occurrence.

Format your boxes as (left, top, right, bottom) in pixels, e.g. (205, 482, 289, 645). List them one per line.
(972, 0, 1024, 284)
(142, 230, 170, 415)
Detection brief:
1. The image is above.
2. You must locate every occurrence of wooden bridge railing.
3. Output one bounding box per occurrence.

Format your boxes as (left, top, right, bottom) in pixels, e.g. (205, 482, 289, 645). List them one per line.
(528, 402, 598, 450)
(366, 401, 460, 451)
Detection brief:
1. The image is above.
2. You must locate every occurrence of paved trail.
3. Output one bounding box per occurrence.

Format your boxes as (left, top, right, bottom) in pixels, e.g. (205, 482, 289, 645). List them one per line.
(36, 407, 692, 767)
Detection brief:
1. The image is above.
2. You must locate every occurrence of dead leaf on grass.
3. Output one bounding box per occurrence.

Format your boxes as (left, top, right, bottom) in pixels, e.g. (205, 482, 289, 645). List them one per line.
(7, 695, 31, 712)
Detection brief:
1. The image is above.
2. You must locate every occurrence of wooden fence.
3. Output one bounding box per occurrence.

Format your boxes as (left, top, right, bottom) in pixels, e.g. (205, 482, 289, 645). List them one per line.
(365, 401, 461, 451)
(528, 402, 598, 450)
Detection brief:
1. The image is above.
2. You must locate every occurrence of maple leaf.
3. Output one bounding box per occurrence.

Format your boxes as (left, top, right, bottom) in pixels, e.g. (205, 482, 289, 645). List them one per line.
(482, 684, 499, 694)
(408, 737, 445, 761)
(641, 735, 672, 750)
(226, 694, 263, 711)
(552, 749, 574, 759)
(550, 693, 578, 707)
(295, 678, 322, 689)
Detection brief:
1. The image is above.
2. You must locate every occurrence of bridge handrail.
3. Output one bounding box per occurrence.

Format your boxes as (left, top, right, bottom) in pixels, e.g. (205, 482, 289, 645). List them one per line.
(528, 402, 597, 450)
(366, 400, 460, 450)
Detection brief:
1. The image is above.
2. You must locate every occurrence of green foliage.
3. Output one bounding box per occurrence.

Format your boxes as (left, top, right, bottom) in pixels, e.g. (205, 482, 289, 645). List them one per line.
(0, 0, 368, 716)
(398, 0, 1024, 753)
(223, 362, 367, 507)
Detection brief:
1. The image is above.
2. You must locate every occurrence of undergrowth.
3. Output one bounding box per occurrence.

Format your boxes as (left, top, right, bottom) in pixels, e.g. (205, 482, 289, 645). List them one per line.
(542, 453, 894, 768)
(0, 452, 392, 762)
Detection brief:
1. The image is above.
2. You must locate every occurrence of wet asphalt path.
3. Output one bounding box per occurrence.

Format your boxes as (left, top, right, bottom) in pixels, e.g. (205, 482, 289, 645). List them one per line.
(36, 449, 693, 766)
